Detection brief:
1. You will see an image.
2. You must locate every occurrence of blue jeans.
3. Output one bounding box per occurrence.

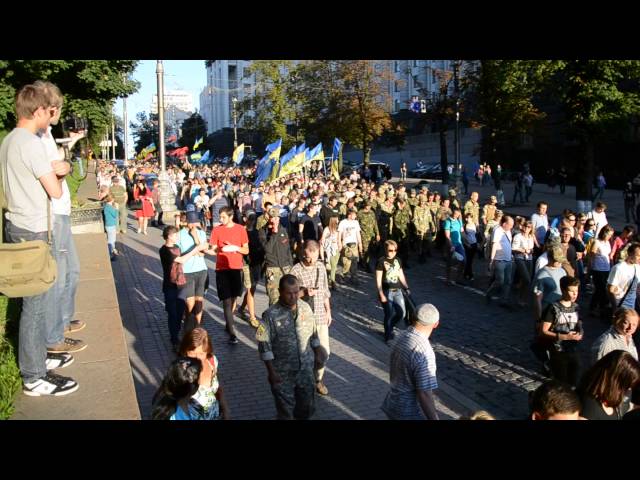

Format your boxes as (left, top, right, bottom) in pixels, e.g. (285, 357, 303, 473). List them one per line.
(486, 260, 513, 302)
(382, 288, 406, 341)
(164, 287, 185, 345)
(46, 215, 80, 346)
(106, 226, 117, 256)
(5, 222, 60, 383)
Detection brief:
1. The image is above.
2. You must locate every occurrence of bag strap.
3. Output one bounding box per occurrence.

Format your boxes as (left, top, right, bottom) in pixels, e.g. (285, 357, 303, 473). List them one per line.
(618, 265, 638, 308)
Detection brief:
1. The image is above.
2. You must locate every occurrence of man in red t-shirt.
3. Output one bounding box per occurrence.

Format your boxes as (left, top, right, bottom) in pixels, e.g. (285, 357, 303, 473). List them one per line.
(209, 206, 249, 344)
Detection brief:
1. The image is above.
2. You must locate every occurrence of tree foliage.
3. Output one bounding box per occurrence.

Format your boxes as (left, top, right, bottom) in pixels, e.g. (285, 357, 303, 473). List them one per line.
(240, 60, 297, 149)
(0, 60, 139, 153)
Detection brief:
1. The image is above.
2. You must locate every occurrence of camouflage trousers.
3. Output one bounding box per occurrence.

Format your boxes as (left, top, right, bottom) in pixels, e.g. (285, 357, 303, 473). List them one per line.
(265, 266, 291, 305)
(361, 235, 377, 267)
(341, 243, 359, 279)
(270, 367, 316, 420)
(416, 231, 435, 257)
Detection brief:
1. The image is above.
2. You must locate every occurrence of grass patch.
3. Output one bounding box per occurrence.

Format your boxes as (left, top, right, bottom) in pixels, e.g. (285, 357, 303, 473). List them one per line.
(67, 157, 89, 208)
(0, 296, 21, 420)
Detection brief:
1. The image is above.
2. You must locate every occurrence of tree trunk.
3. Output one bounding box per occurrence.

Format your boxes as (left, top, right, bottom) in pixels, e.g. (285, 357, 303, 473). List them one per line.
(363, 144, 371, 166)
(439, 127, 449, 185)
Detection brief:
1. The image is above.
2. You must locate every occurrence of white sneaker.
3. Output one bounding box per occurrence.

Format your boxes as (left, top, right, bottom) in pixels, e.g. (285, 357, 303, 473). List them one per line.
(23, 373, 79, 397)
(45, 352, 74, 370)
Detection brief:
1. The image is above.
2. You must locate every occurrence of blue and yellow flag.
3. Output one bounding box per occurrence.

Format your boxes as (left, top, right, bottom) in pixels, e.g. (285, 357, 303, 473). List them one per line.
(270, 145, 296, 182)
(146, 142, 156, 153)
(233, 143, 245, 165)
(331, 138, 342, 180)
(193, 137, 203, 151)
(306, 142, 323, 164)
(266, 138, 282, 161)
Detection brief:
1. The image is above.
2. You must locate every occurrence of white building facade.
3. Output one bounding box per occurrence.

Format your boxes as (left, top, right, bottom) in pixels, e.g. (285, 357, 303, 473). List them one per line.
(150, 90, 194, 115)
(200, 60, 256, 135)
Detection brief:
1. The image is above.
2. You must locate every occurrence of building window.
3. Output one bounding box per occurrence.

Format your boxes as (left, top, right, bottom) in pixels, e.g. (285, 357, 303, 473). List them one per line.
(395, 100, 400, 112)
(414, 60, 418, 67)
(394, 81, 400, 92)
(394, 61, 399, 73)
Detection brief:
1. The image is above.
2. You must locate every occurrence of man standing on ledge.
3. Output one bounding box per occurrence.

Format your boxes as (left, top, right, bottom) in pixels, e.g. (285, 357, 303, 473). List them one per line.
(256, 274, 327, 420)
(382, 303, 440, 420)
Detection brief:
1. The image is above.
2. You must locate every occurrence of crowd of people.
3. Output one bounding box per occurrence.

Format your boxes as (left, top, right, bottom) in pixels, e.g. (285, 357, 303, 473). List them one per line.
(2, 79, 639, 421)
(89, 148, 640, 421)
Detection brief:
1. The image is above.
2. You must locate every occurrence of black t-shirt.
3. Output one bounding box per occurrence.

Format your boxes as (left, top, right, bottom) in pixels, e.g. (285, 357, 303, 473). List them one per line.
(376, 256, 403, 290)
(159, 245, 179, 292)
(623, 408, 640, 420)
(301, 214, 322, 241)
(542, 301, 581, 353)
(580, 395, 622, 420)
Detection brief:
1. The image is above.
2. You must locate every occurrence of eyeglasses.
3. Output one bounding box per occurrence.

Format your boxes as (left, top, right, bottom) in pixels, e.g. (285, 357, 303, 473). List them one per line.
(387, 249, 397, 252)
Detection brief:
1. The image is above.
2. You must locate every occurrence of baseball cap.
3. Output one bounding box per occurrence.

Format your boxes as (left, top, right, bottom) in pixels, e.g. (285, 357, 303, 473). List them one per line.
(548, 245, 567, 264)
(415, 303, 440, 326)
(448, 189, 457, 196)
(186, 211, 200, 224)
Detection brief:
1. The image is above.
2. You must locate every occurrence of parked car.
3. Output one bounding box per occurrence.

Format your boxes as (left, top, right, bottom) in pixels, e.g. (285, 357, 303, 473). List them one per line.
(421, 163, 455, 180)
(409, 162, 439, 178)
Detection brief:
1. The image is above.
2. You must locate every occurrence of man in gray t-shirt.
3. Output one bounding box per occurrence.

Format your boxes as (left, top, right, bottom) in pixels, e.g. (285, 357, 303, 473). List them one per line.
(533, 246, 568, 321)
(0, 81, 78, 397)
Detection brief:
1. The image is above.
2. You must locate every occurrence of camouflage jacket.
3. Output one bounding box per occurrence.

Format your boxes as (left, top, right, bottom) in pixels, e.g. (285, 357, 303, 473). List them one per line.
(412, 205, 437, 234)
(464, 200, 480, 225)
(256, 300, 320, 373)
(393, 205, 412, 235)
(357, 209, 379, 238)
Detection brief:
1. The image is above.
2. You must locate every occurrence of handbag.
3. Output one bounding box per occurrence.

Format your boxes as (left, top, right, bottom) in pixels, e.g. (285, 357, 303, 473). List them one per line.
(168, 247, 186, 287)
(0, 186, 57, 298)
(130, 199, 143, 211)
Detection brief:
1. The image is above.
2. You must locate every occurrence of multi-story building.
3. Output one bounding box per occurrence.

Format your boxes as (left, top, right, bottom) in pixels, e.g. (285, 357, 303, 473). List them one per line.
(201, 60, 256, 135)
(150, 90, 194, 116)
(384, 60, 461, 114)
(200, 60, 465, 134)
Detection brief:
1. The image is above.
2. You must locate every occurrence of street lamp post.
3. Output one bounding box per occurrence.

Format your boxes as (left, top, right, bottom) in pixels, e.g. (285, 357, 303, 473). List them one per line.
(232, 96, 238, 149)
(156, 60, 177, 218)
(453, 61, 461, 190)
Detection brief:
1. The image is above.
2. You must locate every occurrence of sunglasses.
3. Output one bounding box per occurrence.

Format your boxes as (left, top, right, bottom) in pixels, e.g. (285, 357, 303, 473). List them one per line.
(387, 249, 397, 252)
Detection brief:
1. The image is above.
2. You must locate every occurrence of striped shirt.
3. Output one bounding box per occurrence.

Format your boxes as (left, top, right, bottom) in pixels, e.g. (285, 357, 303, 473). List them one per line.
(290, 261, 331, 325)
(591, 326, 638, 365)
(382, 326, 438, 420)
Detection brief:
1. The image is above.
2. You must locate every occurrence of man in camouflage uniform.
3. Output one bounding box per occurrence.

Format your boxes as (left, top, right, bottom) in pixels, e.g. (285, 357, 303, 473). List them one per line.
(427, 192, 440, 233)
(463, 191, 480, 226)
(259, 207, 294, 305)
(256, 274, 327, 420)
(448, 188, 461, 210)
(481, 195, 498, 228)
(393, 197, 413, 268)
(377, 194, 395, 244)
(407, 188, 419, 212)
(357, 200, 380, 272)
(413, 194, 437, 261)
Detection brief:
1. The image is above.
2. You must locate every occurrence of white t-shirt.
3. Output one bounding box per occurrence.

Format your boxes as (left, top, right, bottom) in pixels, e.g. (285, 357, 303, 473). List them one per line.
(535, 252, 549, 275)
(531, 213, 549, 245)
(512, 233, 534, 260)
(40, 127, 72, 216)
(491, 226, 512, 261)
(590, 210, 608, 237)
(591, 239, 612, 272)
(338, 218, 361, 245)
(607, 261, 640, 309)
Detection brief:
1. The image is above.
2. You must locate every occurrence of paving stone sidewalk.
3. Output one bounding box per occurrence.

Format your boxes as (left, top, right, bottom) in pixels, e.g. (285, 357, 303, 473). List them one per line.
(112, 215, 484, 420)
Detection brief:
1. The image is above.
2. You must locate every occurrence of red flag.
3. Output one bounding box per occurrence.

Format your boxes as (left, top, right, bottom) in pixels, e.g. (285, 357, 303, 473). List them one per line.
(166, 134, 177, 143)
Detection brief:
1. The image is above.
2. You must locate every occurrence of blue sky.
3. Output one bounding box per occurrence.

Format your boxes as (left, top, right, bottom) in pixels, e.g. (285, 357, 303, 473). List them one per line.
(114, 60, 206, 157)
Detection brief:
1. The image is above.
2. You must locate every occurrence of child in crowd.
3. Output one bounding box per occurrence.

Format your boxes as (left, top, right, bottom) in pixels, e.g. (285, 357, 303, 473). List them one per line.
(103, 194, 119, 260)
(540, 276, 583, 388)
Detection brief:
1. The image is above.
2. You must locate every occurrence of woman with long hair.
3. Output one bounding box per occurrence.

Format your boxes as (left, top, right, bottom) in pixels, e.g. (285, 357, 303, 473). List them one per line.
(578, 350, 640, 420)
(151, 357, 202, 420)
(588, 224, 614, 317)
(512, 220, 535, 306)
(320, 215, 341, 290)
(133, 178, 155, 235)
(178, 327, 230, 420)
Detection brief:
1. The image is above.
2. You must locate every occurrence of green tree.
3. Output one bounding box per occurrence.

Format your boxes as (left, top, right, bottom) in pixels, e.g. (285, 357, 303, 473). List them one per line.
(131, 111, 158, 155)
(241, 60, 297, 148)
(463, 60, 553, 170)
(550, 60, 640, 203)
(0, 60, 139, 153)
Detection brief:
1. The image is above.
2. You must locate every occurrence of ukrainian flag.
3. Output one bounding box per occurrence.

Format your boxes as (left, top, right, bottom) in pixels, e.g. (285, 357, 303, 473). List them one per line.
(266, 138, 282, 161)
(233, 143, 245, 165)
(193, 137, 203, 150)
(306, 142, 323, 164)
(146, 142, 157, 153)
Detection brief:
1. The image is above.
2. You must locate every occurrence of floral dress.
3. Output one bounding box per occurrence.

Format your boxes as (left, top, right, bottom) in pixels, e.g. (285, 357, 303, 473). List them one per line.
(188, 355, 221, 420)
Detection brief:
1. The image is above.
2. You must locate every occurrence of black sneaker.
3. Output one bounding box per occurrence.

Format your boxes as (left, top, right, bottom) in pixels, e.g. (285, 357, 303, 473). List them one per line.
(45, 352, 74, 371)
(228, 335, 239, 345)
(23, 372, 79, 397)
